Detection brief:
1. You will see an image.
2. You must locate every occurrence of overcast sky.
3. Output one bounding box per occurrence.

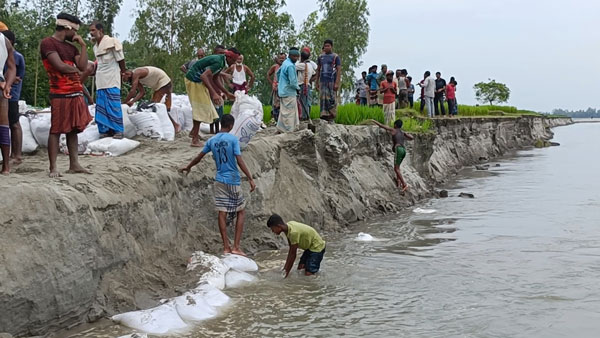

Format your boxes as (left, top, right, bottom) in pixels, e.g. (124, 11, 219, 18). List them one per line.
(115, 0, 599, 112)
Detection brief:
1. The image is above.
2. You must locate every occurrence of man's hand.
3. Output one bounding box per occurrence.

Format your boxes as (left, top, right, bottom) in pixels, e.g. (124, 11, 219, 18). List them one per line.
(72, 34, 86, 47)
(2, 84, 11, 99)
(271, 82, 278, 91)
(180, 65, 187, 73)
(249, 179, 256, 192)
(126, 101, 133, 107)
(315, 83, 319, 91)
(212, 93, 224, 106)
(14, 76, 21, 84)
(178, 166, 191, 175)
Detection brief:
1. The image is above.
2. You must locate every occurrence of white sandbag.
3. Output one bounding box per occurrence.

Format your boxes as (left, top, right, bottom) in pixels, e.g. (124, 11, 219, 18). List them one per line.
(88, 104, 96, 118)
(173, 291, 218, 322)
(121, 105, 137, 139)
(29, 113, 52, 147)
(221, 254, 258, 272)
(230, 91, 263, 118)
(18, 100, 27, 114)
(20, 115, 38, 153)
(225, 269, 258, 289)
(413, 208, 436, 214)
(85, 137, 140, 157)
(59, 124, 100, 155)
(355, 232, 374, 241)
(192, 284, 230, 308)
(230, 110, 262, 149)
(200, 123, 210, 134)
(128, 106, 164, 140)
(187, 251, 230, 290)
(154, 103, 175, 141)
(170, 94, 193, 131)
(111, 303, 189, 335)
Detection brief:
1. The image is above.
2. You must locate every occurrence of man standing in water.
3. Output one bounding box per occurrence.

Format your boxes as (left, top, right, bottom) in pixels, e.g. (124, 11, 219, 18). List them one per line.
(315, 39, 341, 122)
(0, 23, 16, 175)
(89, 21, 126, 138)
(40, 13, 92, 178)
(179, 114, 256, 256)
(267, 214, 326, 277)
(267, 52, 285, 122)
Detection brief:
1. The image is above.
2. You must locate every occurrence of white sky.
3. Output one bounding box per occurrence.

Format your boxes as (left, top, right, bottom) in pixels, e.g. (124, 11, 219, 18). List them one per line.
(115, 0, 600, 112)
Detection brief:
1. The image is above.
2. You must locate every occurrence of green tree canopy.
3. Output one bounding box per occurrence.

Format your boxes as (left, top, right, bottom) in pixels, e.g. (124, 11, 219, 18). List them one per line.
(474, 79, 510, 106)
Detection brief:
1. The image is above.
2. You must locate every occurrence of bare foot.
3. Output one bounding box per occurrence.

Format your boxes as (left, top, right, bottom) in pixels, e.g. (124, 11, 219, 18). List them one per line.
(231, 249, 247, 257)
(66, 166, 92, 175)
(1, 170, 9, 176)
(49, 170, 62, 178)
(113, 133, 124, 139)
(297, 264, 306, 270)
(304, 271, 315, 276)
(402, 184, 409, 192)
(223, 248, 232, 255)
(11, 158, 22, 166)
(190, 141, 204, 148)
(174, 123, 181, 133)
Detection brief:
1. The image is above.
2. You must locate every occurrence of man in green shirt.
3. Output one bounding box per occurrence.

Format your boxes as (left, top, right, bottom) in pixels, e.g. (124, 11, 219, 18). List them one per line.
(267, 214, 326, 277)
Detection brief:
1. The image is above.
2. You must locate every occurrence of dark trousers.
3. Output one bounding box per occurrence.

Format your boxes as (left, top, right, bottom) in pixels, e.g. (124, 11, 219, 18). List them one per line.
(434, 95, 446, 115)
(408, 96, 414, 108)
(419, 97, 425, 112)
(360, 97, 367, 105)
(447, 98, 457, 115)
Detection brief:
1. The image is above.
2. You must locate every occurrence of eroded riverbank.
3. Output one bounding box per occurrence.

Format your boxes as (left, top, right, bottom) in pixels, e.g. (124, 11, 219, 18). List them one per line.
(0, 116, 571, 336)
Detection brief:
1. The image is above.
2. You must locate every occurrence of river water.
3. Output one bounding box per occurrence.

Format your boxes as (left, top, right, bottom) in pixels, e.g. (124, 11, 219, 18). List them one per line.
(75, 123, 600, 338)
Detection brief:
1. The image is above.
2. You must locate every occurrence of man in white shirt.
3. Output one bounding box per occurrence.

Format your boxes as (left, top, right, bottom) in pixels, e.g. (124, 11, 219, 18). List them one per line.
(89, 21, 126, 138)
(418, 71, 435, 118)
(295, 47, 317, 121)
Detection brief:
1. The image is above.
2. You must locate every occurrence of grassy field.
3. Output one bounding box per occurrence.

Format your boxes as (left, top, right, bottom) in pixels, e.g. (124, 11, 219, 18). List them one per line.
(224, 101, 547, 134)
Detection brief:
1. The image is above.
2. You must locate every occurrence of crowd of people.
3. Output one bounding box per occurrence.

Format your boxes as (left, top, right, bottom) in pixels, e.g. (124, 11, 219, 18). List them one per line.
(355, 65, 459, 124)
(0, 13, 417, 269)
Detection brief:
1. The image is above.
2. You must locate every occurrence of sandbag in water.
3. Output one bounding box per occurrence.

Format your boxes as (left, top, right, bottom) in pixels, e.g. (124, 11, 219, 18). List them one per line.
(413, 207, 437, 214)
(221, 254, 259, 272)
(225, 269, 258, 289)
(173, 291, 218, 322)
(111, 303, 189, 335)
(192, 284, 230, 308)
(187, 251, 230, 290)
(355, 232, 375, 241)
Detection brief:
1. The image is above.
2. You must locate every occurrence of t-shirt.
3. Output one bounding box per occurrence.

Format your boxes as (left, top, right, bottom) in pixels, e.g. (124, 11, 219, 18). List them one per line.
(7, 50, 25, 101)
(296, 60, 317, 86)
(397, 76, 407, 90)
(422, 76, 435, 98)
(277, 58, 299, 98)
(286, 221, 326, 252)
(317, 52, 341, 83)
(446, 84, 456, 100)
(186, 54, 226, 83)
(435, 78, 446, 96)
(366, 72, 378, 90)
(40, 37, 83, 95)
(355, 78, 367, 98)
(202, 132, 242, 186)
(93, 36, 125, 90)
(381, 81, 397, 104)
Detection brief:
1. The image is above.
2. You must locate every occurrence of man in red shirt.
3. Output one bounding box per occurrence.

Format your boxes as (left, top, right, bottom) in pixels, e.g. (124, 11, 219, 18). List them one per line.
(379, 71, 397, 125)
(40, 13, 92, 178)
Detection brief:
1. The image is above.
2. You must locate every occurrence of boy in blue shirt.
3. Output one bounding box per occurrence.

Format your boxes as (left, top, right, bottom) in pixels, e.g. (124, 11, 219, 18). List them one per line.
(179, 114, 256, 256)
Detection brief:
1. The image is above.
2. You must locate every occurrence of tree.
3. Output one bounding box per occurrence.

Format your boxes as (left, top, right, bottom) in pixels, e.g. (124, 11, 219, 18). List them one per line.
(86, 0, 123, 36)
(473, 79, 510, 106)
(299, 0, 370, 92)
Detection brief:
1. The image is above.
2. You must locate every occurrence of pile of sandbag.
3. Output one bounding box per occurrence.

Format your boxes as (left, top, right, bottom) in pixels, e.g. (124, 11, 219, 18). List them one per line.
(127, 102, 175, 141)
(230, 92, 264, 149)
(112, 252, 259, 335)
(170, 94, 194, 132)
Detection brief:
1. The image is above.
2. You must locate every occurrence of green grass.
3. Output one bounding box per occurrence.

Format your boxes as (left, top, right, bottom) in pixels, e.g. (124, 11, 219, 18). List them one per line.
(221, 101, 541, 133)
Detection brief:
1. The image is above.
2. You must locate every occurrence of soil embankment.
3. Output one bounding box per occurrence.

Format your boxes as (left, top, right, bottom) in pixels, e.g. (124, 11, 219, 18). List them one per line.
(0, 116, 571, 336)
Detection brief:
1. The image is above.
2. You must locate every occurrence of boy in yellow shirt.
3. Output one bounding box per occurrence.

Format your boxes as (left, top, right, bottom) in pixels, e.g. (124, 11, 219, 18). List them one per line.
(267, 214, 326, 277)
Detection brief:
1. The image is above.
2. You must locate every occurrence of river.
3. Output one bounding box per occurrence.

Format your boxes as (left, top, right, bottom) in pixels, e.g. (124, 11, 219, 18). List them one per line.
(73, 122, 600, 338)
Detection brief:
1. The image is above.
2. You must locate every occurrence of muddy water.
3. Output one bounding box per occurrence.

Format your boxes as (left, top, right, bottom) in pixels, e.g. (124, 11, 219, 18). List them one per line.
(74, 123, 600, 338)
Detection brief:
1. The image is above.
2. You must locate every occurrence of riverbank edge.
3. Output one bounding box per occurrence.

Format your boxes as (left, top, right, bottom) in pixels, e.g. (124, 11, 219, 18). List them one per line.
(0, 116, 572, 337)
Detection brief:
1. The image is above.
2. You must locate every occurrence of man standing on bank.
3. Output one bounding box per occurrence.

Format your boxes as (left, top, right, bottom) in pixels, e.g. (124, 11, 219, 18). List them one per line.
(89, 21, 126, 138)
(40, 13, 92, 177)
